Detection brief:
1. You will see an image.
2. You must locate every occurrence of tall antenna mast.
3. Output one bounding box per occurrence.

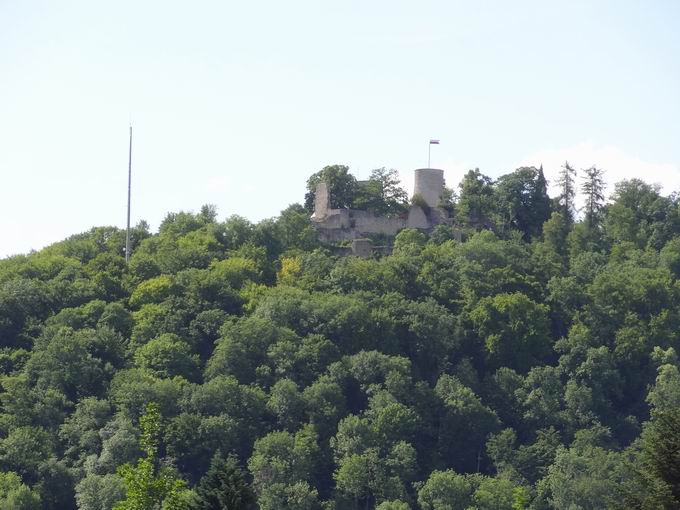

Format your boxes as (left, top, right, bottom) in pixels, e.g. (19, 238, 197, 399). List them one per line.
(125, 124, 132, 263)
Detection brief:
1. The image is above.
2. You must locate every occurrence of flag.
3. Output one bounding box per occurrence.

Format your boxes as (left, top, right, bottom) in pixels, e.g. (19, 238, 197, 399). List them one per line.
(429, 139, 440, 144)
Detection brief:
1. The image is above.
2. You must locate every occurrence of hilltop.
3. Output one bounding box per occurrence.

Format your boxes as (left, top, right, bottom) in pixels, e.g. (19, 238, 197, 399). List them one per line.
(0, 164, 679, 509)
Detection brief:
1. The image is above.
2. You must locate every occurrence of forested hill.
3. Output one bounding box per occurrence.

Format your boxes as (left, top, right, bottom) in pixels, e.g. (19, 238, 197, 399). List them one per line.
(1, 165, 680, 509)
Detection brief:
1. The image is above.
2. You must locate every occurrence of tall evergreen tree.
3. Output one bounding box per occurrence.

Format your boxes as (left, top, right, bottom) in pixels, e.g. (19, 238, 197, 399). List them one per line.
(642, 408, 680, 504)
(533, 164, 553, 235)
(557, 161, 577, 223)
(191, 453, 256, 510)
(581, 166, 606, 228)
(535, 164, 550, 206)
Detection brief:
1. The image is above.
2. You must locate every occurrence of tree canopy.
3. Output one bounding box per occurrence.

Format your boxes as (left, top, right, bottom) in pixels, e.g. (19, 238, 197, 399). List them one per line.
(0, 164, 679, 509)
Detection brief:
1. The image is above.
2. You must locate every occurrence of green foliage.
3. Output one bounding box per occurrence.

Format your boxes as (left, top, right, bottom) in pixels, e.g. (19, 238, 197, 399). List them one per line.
(0, 471, 42, 509)
(267, 379, 306, 430)
(113, 403, 192, 510)
(434, 375, 500, 472)
(638, 408, 680, 505)
(1, 170, 680, 508)
(205, 316, 299, 384)
(557, 161, 577, 222)
(470, 292, 551, 373)
(354, 168, 409, 217)
(604, 179, 679, 249)
(256, 481, 320, 510)
(274, 204, 321, 252)
(457, 168, 496, 224)
(75, 474, 124, 510)
(134, 334, 199, 380)
(0, 426, 53, 484)
(537, 440, 627, 509)
(417, 470, 475, 510)
(472, 477, 516, 509)
(495, 166, 551, 239)
(581, 166, 606, 229)
(305, 165, 358, 211)
(393, 228, 428, 255)
(190, 452, 255, 510)
(375, 501, 411, 510)
(129, 275, 177, 308)
(248, 424, 320, 500)
(646, 363, 680, 411)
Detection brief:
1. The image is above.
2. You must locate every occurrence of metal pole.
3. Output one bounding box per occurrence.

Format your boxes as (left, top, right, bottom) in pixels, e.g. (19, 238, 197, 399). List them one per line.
(428, 142, 431, 168)
(125, 124, 132, 263)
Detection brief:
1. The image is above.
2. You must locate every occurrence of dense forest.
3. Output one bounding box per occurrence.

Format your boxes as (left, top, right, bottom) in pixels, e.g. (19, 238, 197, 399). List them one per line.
(1, 163, 680, 509)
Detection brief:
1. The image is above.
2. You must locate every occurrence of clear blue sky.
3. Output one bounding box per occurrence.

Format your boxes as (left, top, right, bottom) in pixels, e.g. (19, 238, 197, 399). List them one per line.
(2, 0, 679, 257)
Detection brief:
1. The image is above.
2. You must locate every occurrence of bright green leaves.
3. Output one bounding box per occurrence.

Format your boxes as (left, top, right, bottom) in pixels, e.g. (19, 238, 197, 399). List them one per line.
(113, 403, 192, 510)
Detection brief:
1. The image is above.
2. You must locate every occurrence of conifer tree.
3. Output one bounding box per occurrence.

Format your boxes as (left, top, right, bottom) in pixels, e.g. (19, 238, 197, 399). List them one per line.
(533, 165, 553, 235)
(581, 166, 605, 228)
(557, 161, 577, 223)
(190, 452, 256, 510)
(641, 408, 680, 504)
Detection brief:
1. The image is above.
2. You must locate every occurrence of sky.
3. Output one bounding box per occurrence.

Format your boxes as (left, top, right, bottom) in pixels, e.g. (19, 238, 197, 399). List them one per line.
(1, 0, 679, 257)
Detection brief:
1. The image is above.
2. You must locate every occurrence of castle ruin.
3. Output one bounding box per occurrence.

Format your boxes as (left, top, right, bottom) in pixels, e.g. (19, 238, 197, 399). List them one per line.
(311, 168, 456, 246)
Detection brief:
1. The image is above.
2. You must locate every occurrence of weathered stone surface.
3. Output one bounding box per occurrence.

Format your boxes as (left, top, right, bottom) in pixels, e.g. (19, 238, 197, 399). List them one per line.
(351, 210, 406, 236)
(351, 239, 373, 258)
(311, 181, 330, 220)
(311, 168, 455, 243)
(407, 205, 429, 229)
(414, 168, 444, 208)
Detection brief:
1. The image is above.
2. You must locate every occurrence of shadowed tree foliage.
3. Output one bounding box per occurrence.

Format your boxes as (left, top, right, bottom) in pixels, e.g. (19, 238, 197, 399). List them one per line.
(634, 408, 680, 506)
(190, 452, 256, 510)
(495, 166, 552, 239)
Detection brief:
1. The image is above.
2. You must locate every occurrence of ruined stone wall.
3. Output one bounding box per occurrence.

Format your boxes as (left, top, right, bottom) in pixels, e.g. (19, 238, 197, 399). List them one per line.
(313, 208, 406, 242)
(350, 210, 407, 236)
(310, 168, 455, 243)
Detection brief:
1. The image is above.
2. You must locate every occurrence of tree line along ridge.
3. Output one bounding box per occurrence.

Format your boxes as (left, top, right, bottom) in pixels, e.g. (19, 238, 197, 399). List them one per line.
(0, 162, 679, 508)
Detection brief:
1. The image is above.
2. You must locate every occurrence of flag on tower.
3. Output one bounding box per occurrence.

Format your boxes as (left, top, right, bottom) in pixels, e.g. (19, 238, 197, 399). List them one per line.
(429, 139, 440, 145)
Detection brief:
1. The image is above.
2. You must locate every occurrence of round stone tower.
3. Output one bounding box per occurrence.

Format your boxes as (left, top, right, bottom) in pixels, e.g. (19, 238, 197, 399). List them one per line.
(413, 168, 445, 208)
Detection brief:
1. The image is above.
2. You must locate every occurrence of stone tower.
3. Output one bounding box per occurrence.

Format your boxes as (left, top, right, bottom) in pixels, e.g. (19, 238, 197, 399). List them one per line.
(413, 168, 445, 208)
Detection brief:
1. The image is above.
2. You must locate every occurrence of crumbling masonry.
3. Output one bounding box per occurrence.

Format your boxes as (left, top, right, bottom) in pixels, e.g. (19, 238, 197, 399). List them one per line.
(311, 168, 458, 250)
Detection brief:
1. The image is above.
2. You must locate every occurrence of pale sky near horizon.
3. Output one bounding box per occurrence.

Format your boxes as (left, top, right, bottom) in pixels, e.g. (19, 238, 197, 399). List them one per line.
(2, 1, 679, 257)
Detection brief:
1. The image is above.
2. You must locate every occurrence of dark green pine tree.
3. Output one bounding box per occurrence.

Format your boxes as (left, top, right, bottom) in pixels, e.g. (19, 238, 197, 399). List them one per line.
(641, 408, 680, 505)
(557, 160, 577, 224)
(191, 453, 256, 510)
(532, 164, 553, 235)
(581, 166, 605, 228)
